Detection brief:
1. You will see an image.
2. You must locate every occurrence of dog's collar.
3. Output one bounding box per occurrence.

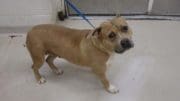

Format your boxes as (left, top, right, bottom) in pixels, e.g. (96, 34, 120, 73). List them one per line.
(86, 30, 94, 38)
(85, 30, 93, 38)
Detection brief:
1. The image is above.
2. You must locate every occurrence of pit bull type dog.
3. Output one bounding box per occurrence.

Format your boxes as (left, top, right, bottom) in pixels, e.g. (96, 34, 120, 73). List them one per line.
(26, 17, 134, 94)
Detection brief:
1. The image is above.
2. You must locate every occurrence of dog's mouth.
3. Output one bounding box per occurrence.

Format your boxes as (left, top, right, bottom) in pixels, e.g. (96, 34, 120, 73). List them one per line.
(115, 48, 126, 54)
(115, 45, 134, 54)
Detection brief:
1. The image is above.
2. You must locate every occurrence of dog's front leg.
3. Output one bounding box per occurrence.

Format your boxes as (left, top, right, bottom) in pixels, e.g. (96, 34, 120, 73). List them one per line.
(92, 67, 119, 94)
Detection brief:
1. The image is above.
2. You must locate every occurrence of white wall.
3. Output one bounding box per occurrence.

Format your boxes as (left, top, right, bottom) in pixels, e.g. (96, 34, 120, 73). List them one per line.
(0, 0, 62, 27)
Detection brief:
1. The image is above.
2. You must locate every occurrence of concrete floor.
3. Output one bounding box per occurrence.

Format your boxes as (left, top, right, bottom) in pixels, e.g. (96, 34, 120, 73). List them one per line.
(0, 19, 180, 101)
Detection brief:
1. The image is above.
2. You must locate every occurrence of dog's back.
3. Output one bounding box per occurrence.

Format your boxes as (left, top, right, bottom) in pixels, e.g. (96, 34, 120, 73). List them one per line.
(26, 24, 91, 65)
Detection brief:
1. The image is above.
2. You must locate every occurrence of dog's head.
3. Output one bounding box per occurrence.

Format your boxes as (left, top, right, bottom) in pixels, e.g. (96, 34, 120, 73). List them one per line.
(92, 17, 134, 54)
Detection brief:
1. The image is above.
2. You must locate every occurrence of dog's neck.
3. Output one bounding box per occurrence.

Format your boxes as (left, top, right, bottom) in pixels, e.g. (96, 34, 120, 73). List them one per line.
(88, 35, 113, 56)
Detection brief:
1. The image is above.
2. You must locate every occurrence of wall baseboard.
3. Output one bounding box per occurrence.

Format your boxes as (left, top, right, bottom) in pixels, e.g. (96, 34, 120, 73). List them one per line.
(0, 26, 32, 34)
(0, 15, 54, 27)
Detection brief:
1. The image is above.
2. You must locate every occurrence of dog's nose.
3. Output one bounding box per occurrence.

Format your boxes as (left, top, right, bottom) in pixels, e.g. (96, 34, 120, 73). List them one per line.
(121, 38, 134, 49)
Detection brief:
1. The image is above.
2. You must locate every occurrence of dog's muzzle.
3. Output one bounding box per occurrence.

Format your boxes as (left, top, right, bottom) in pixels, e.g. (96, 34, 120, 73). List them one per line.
(121, 38, 134, 49)
(115, 38, 134, 53)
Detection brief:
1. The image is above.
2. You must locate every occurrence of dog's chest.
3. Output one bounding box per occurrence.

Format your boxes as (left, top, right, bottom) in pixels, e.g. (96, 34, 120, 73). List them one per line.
(106, 54, 115, 67)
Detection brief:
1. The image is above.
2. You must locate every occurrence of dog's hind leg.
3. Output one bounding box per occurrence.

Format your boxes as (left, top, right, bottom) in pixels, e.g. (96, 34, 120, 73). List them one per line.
(27, 44, 46, 84)
(46, 54, 63, 75)
(32, 59, 46, 84)
(30, 52, 46, 84)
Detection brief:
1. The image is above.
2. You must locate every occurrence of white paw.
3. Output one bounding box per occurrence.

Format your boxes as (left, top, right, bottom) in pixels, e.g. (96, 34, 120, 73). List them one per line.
(107, 84, 119, 94)
(54, 69, 64, 75)
(38, 77, 46, 84)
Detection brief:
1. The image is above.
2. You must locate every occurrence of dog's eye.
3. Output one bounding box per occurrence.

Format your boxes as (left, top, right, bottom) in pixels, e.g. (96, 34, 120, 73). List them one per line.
(108, 32, 116, 38)
(121, 26, 128, 32)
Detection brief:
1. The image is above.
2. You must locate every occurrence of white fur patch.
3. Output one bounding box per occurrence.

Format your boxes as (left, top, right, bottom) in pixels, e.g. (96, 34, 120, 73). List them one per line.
(38, 77, 46, 84)
(54, 69, 63, 75)
(106, 53, 115, 67)
(108, 84, 119, 94)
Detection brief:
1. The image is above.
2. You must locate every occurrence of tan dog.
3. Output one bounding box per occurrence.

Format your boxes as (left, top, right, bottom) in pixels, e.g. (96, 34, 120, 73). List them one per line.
(26, 17, 134, 94)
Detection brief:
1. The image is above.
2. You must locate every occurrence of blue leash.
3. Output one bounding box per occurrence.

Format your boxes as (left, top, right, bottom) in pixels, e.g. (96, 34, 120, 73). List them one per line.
(64, 0, 95, 29)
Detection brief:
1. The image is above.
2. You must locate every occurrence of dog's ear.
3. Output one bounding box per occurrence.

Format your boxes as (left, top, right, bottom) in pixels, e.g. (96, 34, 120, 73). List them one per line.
(92, 27, 102, 37)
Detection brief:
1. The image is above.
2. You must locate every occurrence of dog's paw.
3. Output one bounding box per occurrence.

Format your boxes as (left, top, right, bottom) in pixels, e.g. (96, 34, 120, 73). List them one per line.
(54, 69, 64, 75)
(38, 77, 46, 84)
(107, 84, 119, 94)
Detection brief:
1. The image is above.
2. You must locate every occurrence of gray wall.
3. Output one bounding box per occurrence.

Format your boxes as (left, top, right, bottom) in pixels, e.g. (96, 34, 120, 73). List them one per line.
(68, 0, 180, 16)
(69, 0, 148, 15)
(152, 0, 180, 15)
